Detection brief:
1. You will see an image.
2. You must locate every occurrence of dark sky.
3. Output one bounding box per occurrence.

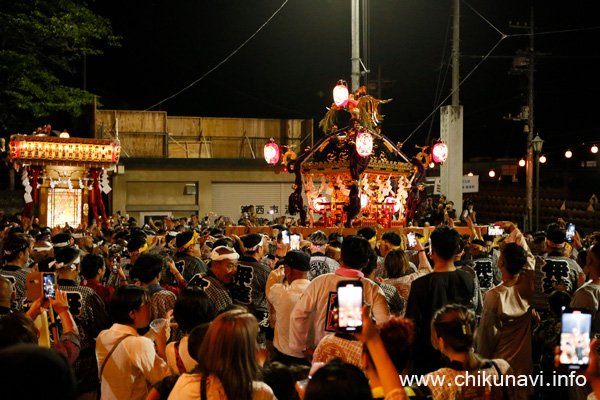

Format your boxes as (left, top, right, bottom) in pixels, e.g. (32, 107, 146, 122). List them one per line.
(87, 0, 600, 161)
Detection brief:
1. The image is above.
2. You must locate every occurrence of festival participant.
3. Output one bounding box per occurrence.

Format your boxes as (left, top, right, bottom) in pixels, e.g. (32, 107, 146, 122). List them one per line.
(289, 235, 390, 359)
(267, 250, 311, 366)
(190, 246, 239, 313)
(234, 233, 271, 339)
(167, 309, 276, 400)
(96, 285, 171, 400)
(80, 253, 127, 306)
(171, 230, 208, 284)
(54, 247, 111, 399)
(426, 304, 513, 399)
(165, 286, 214, 374)
(476, 221, 535, 400)
(0, 232, 30, 309)
(382, 238, 432, 302)
(307, 230, 340, 280)
(130, 253, 176, 320)
(405, 225, 475, 375)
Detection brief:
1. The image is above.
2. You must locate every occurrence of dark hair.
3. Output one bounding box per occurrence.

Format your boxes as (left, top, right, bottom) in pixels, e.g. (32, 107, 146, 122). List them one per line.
(361, 249, 378, 276)
(54, 247, 79, 268)
(173, 287, 214, 333)
(109, 285, 151, 324)
(431, 304, 483, 370)
(3, 233, 30, 262)
(501, 243, 528, 275)
(131, 253, 164, 284)
(262, 362, 299, 400)
(340, 235, 372, 270)
(356, 227, 376, 241)
(0, 311, 38, 349)
(429, 225, 461, 261)
(381, 231, 401, 246)
(213, 237, 234, 249)
(79, 254, 105, 279)
(187, 323, 212, 363)
(384, 248, 411, 278)
(304, 360, 373, 400)
(547, 290, 571, 317)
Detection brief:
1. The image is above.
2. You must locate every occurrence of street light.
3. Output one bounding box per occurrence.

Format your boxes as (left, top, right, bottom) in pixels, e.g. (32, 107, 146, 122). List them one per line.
(532, 135, 544, 231)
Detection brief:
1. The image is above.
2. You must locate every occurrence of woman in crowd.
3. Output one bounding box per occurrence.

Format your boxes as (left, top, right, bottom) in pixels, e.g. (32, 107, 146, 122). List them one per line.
(168, 308, 276, 400)
(425, 304, 513, 399)
(165, 286, 214, 374)
(382, 237, 432, 301)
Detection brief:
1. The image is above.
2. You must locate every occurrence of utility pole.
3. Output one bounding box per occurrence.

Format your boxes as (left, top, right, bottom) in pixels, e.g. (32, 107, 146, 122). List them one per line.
(351, 0, 361, 91)
(508, 9, 536, 231)
(440, 0, 463, 217)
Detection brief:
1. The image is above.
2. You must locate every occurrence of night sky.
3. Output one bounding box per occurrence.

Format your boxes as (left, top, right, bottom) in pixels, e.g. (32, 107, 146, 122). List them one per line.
(86, 0, 600, 161)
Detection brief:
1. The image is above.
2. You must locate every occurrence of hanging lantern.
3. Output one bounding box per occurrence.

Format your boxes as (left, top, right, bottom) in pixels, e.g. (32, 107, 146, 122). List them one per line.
(383, 196, 401, 213)
(489, 170, 496, 178)
(539, 155, 547, 163)
(565, 150, 572, 158)
(311, 196, 330, 213)
(264, 139, 280, 165)
(59, 129, 70, 138)
(333, 80, 349, 107)
(355, 131, 373, 157)
(467, 172, 474, 177)
(518, 159, 526, 167)
(360, 193, 370, 210)
(431, 142, 448, 163)
(592, 145, 599, 154)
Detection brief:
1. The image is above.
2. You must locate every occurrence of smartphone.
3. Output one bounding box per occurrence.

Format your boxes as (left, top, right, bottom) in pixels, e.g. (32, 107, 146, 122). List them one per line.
(488, 225, 504, 236)
(336, 280, 363, 333)
(566, 224, 576, 242)
(290, 234, 300, 250)
(560, 309, 592, 369)
(42, 273, 56, 299)
(112, 256, 120, 273)
(407, 232, 417, 248)
(282, 230, 290, 245)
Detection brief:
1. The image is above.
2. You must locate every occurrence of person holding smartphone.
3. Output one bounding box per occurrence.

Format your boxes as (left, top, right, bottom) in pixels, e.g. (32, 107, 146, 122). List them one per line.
(289, 235, 390, 361)
(80, 253, 128, 306)
(476, 221, 535, 400)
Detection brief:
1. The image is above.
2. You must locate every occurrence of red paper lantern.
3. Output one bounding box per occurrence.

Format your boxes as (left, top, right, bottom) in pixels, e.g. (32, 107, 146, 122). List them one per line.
(333, 81, 349, 107)
(431, 142, 448, 163)
(312, 196, 330, 213)
(264, 141, 280, 165)
(356, 131, 373, 157)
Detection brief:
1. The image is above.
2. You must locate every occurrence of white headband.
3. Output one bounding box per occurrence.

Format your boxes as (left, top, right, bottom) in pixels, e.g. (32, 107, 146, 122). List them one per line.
(32, 246, 53, 252)
(53, 241, 70, 248)
(246, 235, 264, 252)
(210, 246, 240, 261)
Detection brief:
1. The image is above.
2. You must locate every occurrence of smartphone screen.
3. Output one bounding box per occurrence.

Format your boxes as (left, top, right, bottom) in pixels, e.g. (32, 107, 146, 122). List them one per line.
(560, 309, 592, 369)
(290, 234, 300, 250)
(566, 224, 576, 242)
(42, 273, 56, 299)
(407, 232, 417, 248)
(337, 281, 363, 332)
(488, 225, 504, 236)
(282, 230, 290, 245)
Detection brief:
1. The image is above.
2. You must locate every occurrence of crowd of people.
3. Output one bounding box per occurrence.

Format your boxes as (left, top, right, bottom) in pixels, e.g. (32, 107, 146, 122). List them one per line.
(1, 207, 600, 400)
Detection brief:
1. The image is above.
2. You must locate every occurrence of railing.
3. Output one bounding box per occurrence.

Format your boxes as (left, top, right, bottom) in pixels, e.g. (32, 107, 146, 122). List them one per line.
(103, 131, 310, 159)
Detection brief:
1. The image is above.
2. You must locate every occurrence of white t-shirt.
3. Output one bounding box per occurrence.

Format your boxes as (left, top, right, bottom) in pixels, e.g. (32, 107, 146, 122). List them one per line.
(165, 335, 197, 374)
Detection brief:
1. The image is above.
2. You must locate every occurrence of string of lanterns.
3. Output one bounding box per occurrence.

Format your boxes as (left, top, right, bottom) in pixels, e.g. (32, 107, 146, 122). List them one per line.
(487, 142, 599, 178)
